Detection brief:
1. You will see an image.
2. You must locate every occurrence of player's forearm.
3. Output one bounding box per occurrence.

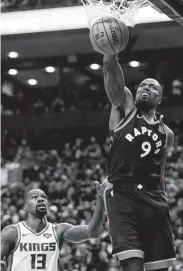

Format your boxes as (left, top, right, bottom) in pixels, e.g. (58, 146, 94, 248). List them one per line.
(103, 54, 126, 107)
(62, 196, 104, 243)
(88, 195, 105, 238)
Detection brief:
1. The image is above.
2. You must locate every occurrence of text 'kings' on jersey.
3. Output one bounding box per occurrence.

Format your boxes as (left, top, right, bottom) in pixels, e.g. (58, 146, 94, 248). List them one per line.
(7, 222, 59, 271)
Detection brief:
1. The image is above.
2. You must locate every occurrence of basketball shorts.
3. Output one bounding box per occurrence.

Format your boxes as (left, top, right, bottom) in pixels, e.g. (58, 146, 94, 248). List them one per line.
(105, 186, 176, 270)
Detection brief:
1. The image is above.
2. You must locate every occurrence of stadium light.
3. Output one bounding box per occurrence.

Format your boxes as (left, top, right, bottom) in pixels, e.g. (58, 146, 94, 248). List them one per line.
(8, 69, 18, 75)
(90, 64, 101, 70)
(8, 51, 19, 58)
(129, 61, 140, 68)
(45, 66, 56, 73)
(28, 79, 38, 86)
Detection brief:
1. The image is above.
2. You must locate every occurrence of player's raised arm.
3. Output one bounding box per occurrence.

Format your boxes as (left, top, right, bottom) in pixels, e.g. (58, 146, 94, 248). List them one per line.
(55, 179, 108, 244)
(103, 54, 135, 110)
(1, 225, 17, 270)
(103, 55, 135, 130)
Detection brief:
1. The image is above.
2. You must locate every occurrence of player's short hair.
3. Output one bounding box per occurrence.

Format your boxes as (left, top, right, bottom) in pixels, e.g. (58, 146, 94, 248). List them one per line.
(141, 78, 163, 96)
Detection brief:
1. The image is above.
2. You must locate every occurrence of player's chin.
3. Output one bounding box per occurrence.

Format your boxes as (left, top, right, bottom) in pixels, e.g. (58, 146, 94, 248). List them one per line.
(136, 99, 150, 106)
(136, 100, 153, 110)
(36, 206, 48, 215)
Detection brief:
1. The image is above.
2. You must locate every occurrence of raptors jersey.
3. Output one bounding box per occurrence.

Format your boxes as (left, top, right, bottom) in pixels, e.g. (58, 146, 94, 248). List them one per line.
(7, 222, 59, 271)
(108, 107, 167, 186)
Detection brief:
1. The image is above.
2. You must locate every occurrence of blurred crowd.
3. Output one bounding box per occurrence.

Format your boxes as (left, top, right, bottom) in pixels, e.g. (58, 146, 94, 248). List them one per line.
(1, 118, 183, 270)
(1, 77, 110, 116)
(2, 77, 183, 116)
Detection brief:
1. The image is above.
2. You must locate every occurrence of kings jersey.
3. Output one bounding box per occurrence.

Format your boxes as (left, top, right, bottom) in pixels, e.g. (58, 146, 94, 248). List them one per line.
(7, 222, 59, 271)
(108, 107, 167, 186)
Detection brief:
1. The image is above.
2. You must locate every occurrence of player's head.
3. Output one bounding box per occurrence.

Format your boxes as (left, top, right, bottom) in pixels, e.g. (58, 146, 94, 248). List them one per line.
(135, 78, 163, 111)
(24, 189, 48, 217)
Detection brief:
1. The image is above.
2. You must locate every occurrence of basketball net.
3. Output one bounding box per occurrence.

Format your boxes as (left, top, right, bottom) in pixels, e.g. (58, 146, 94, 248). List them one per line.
(81, 0, 149, 28)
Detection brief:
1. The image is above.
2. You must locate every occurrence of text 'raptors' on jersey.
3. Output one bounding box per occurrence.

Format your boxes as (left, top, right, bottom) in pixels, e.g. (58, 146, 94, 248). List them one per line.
(108, 108, 167, 184)
(7, 222, 59, 271)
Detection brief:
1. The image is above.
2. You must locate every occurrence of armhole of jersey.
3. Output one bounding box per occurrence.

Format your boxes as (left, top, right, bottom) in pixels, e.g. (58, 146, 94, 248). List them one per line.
(52, 224, 60, 248)
(11, 223, 21, 254)
(113, 107, 137, 133)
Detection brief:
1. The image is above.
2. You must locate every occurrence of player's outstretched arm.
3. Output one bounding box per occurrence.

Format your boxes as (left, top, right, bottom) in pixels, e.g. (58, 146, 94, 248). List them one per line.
(103, 54, 135, 110)
(1, 225, 17, 270)
(55, 179, 107, 244)
(103, 55, 135, 130)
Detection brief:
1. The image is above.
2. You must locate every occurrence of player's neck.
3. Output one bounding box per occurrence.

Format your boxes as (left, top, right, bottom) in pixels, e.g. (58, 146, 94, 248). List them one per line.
(26, 216, 48, 233)
(140, 108, 156, 122)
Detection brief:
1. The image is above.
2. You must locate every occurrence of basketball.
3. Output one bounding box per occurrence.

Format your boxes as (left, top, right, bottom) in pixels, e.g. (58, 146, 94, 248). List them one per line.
(89, 17, 129, 55)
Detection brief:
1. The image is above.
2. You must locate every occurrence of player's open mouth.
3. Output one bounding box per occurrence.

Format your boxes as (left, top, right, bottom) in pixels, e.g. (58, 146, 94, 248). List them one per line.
(37, 203, 46, 209)
(141, 92, 150, 98)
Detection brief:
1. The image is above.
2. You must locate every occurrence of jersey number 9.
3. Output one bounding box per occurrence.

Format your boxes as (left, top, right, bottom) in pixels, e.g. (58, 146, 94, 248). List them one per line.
(140, 142, 151, 158)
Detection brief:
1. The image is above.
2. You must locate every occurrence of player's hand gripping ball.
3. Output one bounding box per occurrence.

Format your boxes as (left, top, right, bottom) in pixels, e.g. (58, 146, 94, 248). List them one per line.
(90, 17, 129, 55)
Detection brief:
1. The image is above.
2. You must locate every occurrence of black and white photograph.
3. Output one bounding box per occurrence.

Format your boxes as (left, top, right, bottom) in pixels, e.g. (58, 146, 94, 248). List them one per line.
(1, 1, 183, 270)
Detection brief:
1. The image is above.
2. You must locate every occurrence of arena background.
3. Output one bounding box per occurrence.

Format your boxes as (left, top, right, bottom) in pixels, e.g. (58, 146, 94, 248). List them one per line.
(1, 0, 183, 270)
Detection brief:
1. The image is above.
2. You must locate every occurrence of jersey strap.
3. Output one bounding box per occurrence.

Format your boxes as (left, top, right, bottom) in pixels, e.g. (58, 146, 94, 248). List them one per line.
(114, 107, 137, 133)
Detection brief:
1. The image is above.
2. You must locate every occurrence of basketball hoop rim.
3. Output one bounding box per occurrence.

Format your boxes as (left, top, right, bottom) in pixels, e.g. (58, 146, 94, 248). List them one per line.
(80, 0, 149, 28)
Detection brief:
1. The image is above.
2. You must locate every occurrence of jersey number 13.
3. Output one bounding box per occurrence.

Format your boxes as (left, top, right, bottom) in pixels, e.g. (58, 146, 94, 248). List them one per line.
(31, 254, 46, 269)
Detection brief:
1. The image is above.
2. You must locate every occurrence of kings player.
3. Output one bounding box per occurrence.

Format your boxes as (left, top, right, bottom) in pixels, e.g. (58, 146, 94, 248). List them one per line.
(1, 179, 106, 271)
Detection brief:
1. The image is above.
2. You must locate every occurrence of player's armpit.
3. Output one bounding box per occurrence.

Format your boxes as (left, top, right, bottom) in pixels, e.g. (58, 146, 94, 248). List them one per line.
(1, 225, 17, 259)
(109, 93, 136, 131)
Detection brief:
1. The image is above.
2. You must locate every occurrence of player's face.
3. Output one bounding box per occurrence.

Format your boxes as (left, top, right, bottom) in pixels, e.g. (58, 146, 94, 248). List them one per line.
(26, 189, 48, 217)
(135, 79, 162, 110)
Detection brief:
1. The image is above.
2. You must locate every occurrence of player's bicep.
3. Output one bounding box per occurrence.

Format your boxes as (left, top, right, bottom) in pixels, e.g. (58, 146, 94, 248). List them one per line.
(1, 226, 17, 258)
(62, 225, 90, 244)
(109, 105, 121, 131)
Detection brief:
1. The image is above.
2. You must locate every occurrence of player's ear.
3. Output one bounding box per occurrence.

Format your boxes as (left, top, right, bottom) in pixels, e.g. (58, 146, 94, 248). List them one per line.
(157, 96, 162, 106)
(24, 204, 28, 212)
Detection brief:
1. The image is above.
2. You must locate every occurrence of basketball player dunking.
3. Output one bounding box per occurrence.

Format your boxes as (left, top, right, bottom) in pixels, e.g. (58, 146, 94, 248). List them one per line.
(1, 180, 107, 271)
(102, 54, 176, 271)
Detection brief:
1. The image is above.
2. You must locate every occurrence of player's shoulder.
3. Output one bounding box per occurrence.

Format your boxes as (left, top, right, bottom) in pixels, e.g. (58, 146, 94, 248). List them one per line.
(54, 223, 74, 240)
(163, 123, 174, 136)
(1, 224, 18, 243)
(163, 124, 174, 141)
(2, 224, 18, 235)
